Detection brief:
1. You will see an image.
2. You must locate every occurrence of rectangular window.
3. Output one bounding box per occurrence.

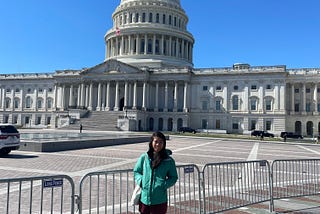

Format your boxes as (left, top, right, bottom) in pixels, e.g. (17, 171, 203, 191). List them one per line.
(266, 100, 272, 111)
(251, 85, 257, 90)
(202, 119, 208, 129)
(216, 86, 222, 91)
(47, 117, 51, 125)
(318, 103, 320, 112)
(216, 120, 220, 129)
(250, 100, 257, 111)
(232, 123, 239, 130)
(306, 103, 311, 112)
(294, 103, 300, 112)
(202, 85, 208, 91)
(295, 88, 299, 93)
(36, 116, 41, 125)
(251, 120, 256, 130)
(306, 88, 311, 93)
(266, 121, 272, 131)
(266, 84, 272, 90)
(202, 101, 208, 110)
(215, 100, 221, 111)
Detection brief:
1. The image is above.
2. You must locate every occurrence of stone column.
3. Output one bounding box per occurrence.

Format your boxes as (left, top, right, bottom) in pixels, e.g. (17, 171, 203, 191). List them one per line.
(44, 88, 48, 111)
(243, 85, 249, 113)
(133, 81, 137, 109)
(88, 83, 93, 110)
(291, 84, 295, 112)
(314, 83, 318, 113)
(155, 82, 159, 111)
(80, 83, 85, 107)
(20, 88, 24, 111)
(274, 85, 279, 111)
(183, 81, 188, 112)
(97, 82, 102, 111)
(77, 84, 81, 107)
(11, 88, 14, 111)
(35, 87, 38, 111)
(83, 85, 87, 107)
(128, 35, 132, 54)
(302, 83, 306, 112)
(136, 35, 140, 54)
(280, 84, 286, 111)
(144, 34, 147, 54)
(69, 85, 74, 108)
(259, 85, 264, 112)
(152, 34, 156, 55)
(102, 83, 106, 110)
(164, 82, 168, 112)
(161, 35, 164, 55)
(105, 82, 110, 111)
(124, 81, 128, 108)
(120, 36, 124, 55)
(54, 85, 58, 110)
(174, 81, 178, 111)
(142, 82, 146, 110)
(114, 81, 119, 111)
(169, 36, 172, 56)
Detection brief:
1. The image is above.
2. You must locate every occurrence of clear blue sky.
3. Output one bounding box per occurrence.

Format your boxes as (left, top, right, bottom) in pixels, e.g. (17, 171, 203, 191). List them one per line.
(1, 0, 319, 74)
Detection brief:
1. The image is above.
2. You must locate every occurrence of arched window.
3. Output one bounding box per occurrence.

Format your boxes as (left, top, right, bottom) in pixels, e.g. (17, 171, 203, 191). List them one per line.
(156, 13, 160, 23)
(149, 13, 153, 22)
(162, 14, 166, 24)
(142, 12, 146, 22)
(135, 13, 139, 22)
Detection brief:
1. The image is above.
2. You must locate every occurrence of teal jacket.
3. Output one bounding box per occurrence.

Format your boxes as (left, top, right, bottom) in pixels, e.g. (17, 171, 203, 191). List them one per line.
(133, 150, 178, 205)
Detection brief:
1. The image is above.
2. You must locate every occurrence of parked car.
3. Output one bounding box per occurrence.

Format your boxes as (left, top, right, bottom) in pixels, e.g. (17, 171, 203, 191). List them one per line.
(178, 127, 197, 134)
(0, 124, 20, 155)
(280, 132, 303, 139)
(251, 130, 274, 138)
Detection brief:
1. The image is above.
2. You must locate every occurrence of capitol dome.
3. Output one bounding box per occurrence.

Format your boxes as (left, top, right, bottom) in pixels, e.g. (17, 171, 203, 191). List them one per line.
(104, 0, 194, 68)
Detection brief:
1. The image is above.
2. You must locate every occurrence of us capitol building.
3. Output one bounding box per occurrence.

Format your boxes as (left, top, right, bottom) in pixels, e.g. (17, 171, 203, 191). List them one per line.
(1, 0, 319, 137)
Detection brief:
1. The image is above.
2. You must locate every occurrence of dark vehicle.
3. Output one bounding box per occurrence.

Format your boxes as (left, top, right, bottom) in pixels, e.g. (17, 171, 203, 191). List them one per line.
(251, 130, 274, 138)
(178, 127, 196, 134)
(280, 132, 303, 139)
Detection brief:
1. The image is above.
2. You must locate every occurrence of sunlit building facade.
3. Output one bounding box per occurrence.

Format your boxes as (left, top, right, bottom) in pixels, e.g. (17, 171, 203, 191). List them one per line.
(0, 0, 319, 136)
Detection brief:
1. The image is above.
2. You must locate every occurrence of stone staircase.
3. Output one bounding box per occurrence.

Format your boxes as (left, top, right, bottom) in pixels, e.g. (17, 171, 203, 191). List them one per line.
(61, 111, 123, 131)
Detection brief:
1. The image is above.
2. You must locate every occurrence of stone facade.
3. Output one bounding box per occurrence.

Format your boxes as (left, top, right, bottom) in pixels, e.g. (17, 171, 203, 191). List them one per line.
(0, 0, 319, 137)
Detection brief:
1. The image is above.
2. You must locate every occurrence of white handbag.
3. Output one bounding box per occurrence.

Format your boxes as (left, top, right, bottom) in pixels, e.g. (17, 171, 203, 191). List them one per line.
(131, 155, 145, 206)
(130, 184, 142, 206)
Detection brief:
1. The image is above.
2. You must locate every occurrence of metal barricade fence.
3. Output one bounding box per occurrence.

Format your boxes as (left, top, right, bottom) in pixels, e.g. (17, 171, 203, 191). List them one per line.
(0, 174, 75, 214)
(202, 160, 271, 213)
(3, 159, 320, 213)
(78, 164, 201, 214)
(270, 159, 320, 212)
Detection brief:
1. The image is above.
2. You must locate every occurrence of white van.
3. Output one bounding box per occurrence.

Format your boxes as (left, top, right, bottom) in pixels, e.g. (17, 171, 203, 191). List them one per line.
(0, 124, 20, 155)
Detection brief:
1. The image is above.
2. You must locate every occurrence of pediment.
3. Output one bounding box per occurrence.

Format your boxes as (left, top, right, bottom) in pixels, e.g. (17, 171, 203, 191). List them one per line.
(80, 59, 142, 75)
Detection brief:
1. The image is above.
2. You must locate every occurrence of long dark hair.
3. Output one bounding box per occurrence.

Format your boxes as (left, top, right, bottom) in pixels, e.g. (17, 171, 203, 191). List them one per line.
(147, 131, 168, 169)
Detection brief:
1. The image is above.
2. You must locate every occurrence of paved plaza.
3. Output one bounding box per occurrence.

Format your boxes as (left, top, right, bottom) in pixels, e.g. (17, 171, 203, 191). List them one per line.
(1, 133, 320, 213)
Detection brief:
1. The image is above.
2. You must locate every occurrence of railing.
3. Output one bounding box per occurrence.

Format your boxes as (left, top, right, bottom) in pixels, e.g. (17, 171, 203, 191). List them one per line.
(0, 175, 75, 214)
(0, 159, 320, 213)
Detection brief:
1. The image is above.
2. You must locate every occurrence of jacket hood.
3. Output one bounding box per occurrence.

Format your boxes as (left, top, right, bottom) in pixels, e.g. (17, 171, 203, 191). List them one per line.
(166, 149, 173, 156)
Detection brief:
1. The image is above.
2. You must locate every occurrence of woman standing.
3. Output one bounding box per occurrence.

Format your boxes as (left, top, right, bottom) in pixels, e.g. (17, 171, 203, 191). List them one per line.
(133, 131, 178, 214)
